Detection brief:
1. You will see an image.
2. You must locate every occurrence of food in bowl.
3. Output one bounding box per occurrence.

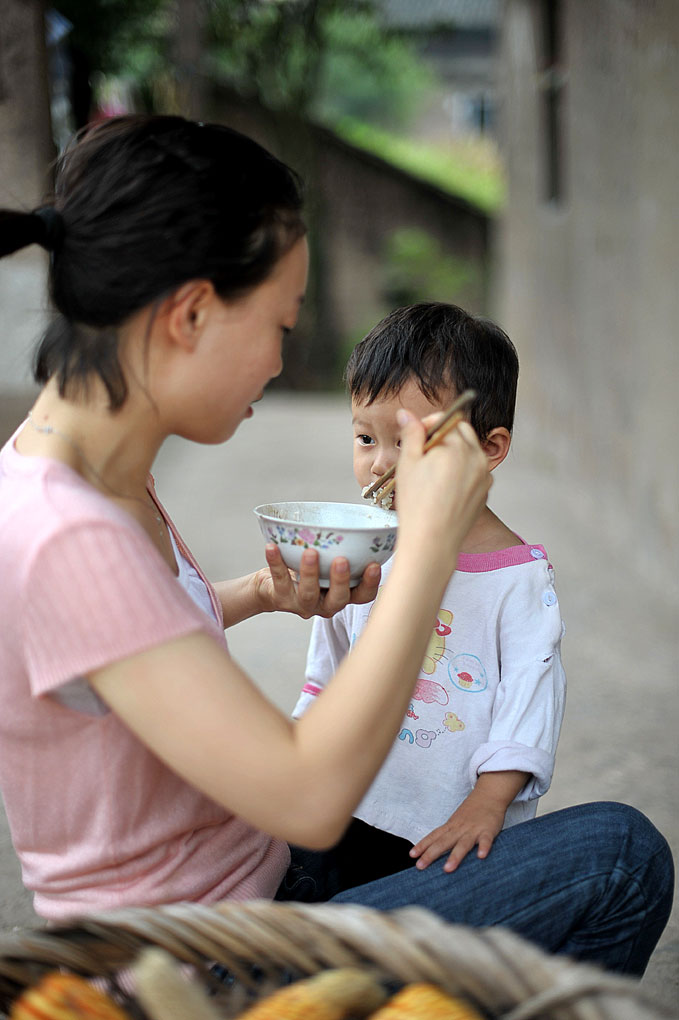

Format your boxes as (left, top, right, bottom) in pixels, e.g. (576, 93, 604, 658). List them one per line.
(254, 501, 398, 587)
(362, 483, 394, 510)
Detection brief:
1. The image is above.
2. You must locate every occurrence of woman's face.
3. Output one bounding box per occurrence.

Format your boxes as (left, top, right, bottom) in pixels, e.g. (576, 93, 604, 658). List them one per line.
(189, 236, 309, 442)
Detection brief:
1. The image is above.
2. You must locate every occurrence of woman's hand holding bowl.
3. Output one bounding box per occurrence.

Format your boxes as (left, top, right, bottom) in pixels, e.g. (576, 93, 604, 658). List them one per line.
(257, 543, 381, 620)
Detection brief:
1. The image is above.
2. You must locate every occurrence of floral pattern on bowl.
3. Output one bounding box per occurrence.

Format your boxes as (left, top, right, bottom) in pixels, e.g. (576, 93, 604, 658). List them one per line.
(369, 533, 397, 554)
(264, 524, 345, 550)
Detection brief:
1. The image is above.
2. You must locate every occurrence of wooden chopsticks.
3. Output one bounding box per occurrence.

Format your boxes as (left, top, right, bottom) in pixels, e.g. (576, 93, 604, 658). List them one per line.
(362, 389, 477, 505)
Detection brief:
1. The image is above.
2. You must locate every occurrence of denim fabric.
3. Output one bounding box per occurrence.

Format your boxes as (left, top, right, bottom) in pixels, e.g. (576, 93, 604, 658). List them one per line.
(322, 803, 674, 976)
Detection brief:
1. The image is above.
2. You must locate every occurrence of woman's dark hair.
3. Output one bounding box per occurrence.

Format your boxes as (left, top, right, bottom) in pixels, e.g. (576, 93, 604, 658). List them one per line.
(0, 115, 306, 408)
(345, 302, 519, 442)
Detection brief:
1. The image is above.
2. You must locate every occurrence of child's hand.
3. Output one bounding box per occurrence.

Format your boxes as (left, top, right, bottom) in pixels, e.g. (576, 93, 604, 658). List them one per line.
(409, 771, 529, 872)
(259, 544, 381, 619)
(409, 793, 505, 873)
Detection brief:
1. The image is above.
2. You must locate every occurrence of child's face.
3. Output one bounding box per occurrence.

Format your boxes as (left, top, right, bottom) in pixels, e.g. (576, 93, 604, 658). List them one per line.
(351, 379, 453, 511)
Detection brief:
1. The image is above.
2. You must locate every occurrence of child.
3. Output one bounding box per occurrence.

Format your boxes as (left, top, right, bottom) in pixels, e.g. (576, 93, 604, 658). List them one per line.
(292, 302, 567, 894)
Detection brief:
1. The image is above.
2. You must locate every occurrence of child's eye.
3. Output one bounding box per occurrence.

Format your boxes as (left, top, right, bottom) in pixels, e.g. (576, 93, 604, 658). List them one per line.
(356, 434, 375, 446)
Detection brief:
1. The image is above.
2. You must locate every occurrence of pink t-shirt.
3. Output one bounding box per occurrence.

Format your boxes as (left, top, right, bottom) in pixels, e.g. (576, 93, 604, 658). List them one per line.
(0, 429, 289, 919)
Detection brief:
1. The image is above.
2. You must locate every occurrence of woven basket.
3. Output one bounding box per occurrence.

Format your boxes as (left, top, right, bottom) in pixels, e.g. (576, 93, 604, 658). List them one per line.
(0, 901, 672, 1020)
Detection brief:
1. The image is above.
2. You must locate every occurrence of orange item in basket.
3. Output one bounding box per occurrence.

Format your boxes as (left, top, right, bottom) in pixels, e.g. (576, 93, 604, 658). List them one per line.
(368, 983, 485, 1020)
(11, 972, 132, 1020)
(236, 967, 386, 1019)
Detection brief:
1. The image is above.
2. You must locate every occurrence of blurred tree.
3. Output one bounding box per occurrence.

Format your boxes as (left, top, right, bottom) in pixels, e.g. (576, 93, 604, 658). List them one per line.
(208, 0, 433, 129)
(47, 0, 441, 386)
(54, 0, 433, 130)
(55, 0, 167, 75)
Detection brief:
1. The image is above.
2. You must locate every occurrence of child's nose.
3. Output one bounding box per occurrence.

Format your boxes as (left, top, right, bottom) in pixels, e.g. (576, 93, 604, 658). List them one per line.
(371, 448, 398, 478)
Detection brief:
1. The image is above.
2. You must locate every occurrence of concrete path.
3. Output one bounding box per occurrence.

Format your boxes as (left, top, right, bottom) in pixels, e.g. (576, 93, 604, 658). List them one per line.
(0, 392, 676, 1012)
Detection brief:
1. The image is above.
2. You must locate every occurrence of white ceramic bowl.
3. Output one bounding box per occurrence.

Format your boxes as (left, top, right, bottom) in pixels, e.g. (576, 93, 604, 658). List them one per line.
(254, 501, 398, 587)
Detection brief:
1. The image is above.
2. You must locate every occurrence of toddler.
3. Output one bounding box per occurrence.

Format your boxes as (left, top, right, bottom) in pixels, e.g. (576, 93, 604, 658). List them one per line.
(291, 302, 566, 895)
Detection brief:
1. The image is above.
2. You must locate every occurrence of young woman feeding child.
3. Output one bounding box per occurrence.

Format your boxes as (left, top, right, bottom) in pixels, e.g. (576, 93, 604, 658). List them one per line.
(0, 115, 672, 976)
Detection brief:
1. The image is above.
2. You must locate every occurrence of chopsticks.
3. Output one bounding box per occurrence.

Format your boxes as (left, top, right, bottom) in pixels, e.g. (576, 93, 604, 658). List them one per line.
(362, 389, 477, 506)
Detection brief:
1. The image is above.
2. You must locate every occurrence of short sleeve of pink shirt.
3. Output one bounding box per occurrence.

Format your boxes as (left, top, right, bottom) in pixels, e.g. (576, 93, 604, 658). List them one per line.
(22, 516, 221, 693)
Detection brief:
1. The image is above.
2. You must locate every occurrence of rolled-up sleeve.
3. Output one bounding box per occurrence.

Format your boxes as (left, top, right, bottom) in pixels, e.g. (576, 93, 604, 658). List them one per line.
(468, 565, 567, 800)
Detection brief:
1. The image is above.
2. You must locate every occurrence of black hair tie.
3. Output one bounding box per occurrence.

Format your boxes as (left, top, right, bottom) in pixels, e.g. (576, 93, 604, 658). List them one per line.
(33, 206, 65, 252)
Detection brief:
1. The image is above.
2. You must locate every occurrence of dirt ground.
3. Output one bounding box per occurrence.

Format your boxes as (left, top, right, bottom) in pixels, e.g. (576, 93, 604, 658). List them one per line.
(0, 390, 676, 1013)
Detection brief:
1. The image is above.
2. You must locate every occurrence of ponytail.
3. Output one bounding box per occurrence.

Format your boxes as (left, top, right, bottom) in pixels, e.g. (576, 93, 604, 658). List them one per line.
(0, 207, 64, 257)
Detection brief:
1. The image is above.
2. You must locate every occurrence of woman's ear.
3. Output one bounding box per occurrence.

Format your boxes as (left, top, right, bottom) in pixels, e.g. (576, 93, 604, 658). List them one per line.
(164, 280, 215, 351)
(482, 427, 512, 471)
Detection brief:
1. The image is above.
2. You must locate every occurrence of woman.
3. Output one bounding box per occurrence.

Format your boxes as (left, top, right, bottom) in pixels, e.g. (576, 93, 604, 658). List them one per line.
(0, 116, 672, 975)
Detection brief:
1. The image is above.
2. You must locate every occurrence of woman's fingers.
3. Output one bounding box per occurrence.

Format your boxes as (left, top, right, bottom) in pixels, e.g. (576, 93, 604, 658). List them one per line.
(349, 562, 381, 605)
(293, 548, 325, 617)
(264, 543, 295, 589)
(321, 559, 382, 617)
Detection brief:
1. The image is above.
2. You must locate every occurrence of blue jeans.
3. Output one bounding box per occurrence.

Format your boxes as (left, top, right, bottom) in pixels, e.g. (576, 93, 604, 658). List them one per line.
(282, 803, 674, 977)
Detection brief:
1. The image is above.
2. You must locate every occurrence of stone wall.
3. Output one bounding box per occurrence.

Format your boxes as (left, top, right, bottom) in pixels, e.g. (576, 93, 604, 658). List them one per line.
(496, 0, 679, 586)
(0, 0, 53, 391)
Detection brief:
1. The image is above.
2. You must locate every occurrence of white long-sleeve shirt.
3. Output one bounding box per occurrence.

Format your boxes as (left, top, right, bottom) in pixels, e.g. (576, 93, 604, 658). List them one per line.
(293, 542, 566, 843)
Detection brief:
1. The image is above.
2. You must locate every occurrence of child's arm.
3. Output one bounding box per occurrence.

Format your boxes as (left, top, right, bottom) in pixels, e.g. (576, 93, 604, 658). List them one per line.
(412, 558, 566, 871)
(409, 770, 529, 871)
(214, 547, 381, 628)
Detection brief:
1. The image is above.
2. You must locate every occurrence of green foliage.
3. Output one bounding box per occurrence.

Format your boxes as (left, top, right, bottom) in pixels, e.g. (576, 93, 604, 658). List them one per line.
(56, 0, 168, 74)
(208, 0, 329, 111)
(382, 227, 479, 307)
(207, 0, 432, 126)
(311, 10, 436, 128)
(334, 117, 505, 213)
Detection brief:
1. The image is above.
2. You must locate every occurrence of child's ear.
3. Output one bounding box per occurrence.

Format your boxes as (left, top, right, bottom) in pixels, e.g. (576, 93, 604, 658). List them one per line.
(482, 427, 512, 471)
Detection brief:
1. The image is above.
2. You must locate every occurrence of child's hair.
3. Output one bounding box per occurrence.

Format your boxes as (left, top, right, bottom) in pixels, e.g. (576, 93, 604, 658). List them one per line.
(345, 302, 519, 441)
(0, 115, 305, 409)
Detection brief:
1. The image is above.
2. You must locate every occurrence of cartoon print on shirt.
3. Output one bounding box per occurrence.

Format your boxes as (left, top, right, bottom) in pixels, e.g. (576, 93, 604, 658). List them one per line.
(413, 677, 448, 706)
(449, 652, 488, 693)
(421, 610, 453, 674)
(398, 714, 465, 748)
(396, 606, 484, 750)
(415, 729, 437, 748)
(443, 712, 465, 733)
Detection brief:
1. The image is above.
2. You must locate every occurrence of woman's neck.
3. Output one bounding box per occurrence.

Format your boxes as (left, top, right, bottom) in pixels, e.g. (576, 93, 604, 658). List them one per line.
(17, 381, 179, 572)
(17, 381, 163, 501)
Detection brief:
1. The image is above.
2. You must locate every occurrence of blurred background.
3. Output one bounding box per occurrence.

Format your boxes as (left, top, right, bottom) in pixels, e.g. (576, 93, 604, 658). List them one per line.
(0, 0, 677, 1008)
(1, 0, 677, 585)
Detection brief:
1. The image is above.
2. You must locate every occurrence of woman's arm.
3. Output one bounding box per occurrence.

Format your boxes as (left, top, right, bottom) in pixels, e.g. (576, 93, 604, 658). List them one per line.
(214, 547, 382, 628)
(90, 419, 490, 849)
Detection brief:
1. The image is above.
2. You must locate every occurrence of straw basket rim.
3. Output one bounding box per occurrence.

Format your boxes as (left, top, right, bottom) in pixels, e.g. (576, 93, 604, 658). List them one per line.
(0, 900, 673, 1020)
